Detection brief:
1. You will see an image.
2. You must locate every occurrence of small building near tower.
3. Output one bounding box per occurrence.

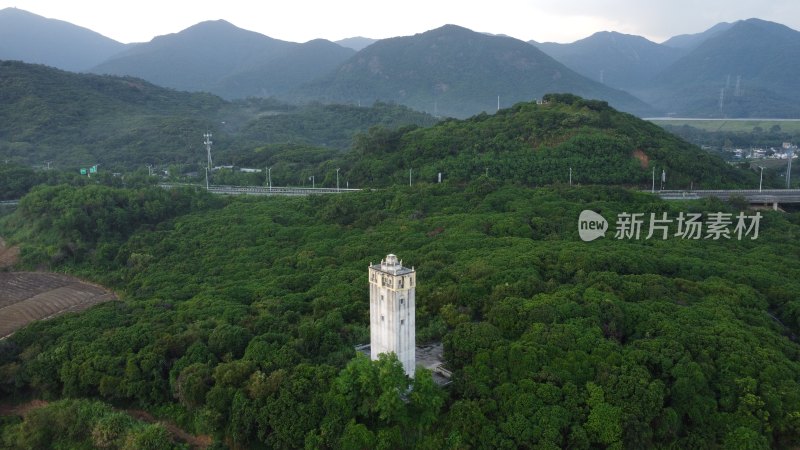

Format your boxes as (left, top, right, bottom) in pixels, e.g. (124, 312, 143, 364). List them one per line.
(368, 254, 416, 377)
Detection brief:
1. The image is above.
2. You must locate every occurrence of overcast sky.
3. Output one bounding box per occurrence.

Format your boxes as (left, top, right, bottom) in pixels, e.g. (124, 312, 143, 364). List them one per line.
(2, 0, 799, 44)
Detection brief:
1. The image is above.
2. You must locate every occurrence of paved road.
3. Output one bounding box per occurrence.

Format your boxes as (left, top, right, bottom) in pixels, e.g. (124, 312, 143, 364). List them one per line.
(161, 184, 362, 196)
(652, 189, 800, 203)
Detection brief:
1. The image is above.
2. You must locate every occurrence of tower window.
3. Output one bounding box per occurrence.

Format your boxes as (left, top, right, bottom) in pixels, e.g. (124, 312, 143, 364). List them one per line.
(381, 315, 384, 321)
(401, 319, 405, 325)
(400, 298, 404, 305)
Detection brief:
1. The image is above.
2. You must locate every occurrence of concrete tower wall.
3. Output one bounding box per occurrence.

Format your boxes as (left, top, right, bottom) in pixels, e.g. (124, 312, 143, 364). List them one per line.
(368, 254, 416, 377)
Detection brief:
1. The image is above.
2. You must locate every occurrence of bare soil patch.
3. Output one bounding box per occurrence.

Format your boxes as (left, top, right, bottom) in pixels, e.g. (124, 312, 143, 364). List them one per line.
(633, 149, 650, 169)
(0, 272, 117, 339)
(0, 237, 20, 269)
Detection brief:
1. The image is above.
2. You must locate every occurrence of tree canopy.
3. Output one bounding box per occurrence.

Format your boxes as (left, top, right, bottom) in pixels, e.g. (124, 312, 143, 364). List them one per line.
(1, 181, 799, 448)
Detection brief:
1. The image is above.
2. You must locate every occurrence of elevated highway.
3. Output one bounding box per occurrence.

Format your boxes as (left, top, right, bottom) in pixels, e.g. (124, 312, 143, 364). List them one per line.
(653, 189, 800, 209)
(160, 184, 362, 196)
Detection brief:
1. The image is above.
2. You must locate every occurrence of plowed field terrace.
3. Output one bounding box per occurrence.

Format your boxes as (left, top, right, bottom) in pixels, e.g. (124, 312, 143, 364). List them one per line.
(0, 272, 116, 339)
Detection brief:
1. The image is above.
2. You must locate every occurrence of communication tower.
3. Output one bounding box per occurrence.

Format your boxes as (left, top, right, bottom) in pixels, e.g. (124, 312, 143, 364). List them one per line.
(203, 132, 213, 170)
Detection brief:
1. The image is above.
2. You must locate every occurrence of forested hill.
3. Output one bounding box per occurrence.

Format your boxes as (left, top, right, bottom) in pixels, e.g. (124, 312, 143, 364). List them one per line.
(0, 60, 229, 166)
(0, 60, 753, 190)
(342, 93, 753, 189)
(0, 60, 437, 169)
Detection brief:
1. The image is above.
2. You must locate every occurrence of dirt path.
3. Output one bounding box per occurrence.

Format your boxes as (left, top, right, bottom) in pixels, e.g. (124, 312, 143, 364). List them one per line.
(0, 399, 48, 416)
(127, 409, 213, 449)
(0, 237, 20, 269)
(0, 400, 212, 449)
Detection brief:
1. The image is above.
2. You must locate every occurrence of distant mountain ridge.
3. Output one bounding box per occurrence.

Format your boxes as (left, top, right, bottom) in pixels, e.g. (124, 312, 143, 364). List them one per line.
(661, 22, 735, 50)
(641, 18, 800, 117)
(91, 20, 356, 99)
(0, 7, 127, 71)
(335, 36, 377, 51)
(293, 24, 654, 118)
(2, 8, 800, 118)
(531, 19, 800, 117)
(532, 32, 684, 90)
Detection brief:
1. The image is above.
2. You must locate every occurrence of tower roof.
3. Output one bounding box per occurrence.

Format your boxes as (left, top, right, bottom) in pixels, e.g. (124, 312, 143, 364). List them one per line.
(371, 253, 414, 275)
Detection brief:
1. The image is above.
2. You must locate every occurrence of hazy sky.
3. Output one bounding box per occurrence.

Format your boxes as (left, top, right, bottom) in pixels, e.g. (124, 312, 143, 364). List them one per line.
(2, 0, 799, 44)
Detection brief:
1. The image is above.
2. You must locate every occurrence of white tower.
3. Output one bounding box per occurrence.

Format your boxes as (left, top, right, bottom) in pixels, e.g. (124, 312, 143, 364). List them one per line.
(369, 254, 416, 377)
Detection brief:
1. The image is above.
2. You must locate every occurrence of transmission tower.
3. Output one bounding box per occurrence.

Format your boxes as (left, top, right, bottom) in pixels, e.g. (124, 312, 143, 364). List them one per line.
(203, 132, 213, 170)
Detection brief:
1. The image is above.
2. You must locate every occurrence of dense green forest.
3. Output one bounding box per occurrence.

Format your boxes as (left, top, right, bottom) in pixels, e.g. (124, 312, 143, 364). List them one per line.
(0, 63, 791, 448)
(2, 179, 800, 448)
(336, 94, 754, 189)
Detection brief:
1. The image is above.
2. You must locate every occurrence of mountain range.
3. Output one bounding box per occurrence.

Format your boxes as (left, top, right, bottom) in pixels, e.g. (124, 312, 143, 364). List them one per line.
(0, 8, 128, 72)
(532, 18, 800, 117)
(532, 32, 684, 91)
(2, 7, 799, 118)
(92, 20, 356, 100)
(295, 25, 652, 117)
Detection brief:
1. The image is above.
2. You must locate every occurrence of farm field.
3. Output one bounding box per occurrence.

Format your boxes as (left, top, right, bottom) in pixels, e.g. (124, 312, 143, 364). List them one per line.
(648, 118, 800, 133)
(0, 272, 116, 339)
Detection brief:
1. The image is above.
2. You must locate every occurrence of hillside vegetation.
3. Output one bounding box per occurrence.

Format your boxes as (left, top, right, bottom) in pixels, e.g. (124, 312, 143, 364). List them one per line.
(1, 60, 752, 193)
(339, 94, 753, 189)
(1, 181, 800, 448)
(0, 61, 436, 171)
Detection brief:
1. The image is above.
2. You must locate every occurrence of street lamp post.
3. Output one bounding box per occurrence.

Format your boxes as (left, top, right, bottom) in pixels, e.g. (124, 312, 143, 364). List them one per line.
(759, 166, 765, 192)
(651, 167, 655, 193)
(309, 175, 315, 189)
(336, 168, 340, 192)
(268, 166, 272, 191)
